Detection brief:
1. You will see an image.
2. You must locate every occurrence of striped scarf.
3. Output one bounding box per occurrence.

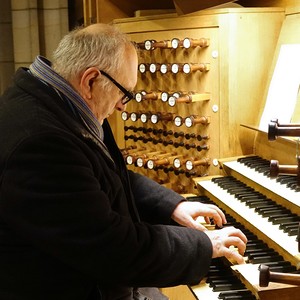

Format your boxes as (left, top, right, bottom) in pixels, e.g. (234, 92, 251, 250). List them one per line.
(29, 55, 113, 163)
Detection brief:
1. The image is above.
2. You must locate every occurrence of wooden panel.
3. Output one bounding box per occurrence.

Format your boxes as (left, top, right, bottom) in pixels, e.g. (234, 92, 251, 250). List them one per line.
(250, 7, 300, 164)
(96, 0, 128, 23)
(112, 8, 284, 193)
(108, 0, 174, 16)
(83, 0, 300, 26)
(237, 0, 299, 8)
(174, 0, 240, 14)
(83, 0, 97, 25)
(160, 285, 196, 300)
(84, 0, 128, 25)
(264, 6, 300, 60)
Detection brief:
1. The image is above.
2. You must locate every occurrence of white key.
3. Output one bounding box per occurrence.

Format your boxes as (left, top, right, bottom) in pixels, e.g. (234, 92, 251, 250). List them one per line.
(191, 280, 220, 300)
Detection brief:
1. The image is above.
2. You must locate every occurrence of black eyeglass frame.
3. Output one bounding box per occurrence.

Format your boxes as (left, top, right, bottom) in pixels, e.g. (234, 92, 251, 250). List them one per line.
(99, 70, 134, 105)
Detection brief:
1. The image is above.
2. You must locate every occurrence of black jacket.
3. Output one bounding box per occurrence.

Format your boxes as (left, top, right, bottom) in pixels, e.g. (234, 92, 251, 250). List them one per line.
(0, 68, 212, 299)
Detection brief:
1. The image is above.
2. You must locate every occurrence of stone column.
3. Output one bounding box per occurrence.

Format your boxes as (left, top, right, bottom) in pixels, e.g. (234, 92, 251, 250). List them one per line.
(0, 0, 14, 93)
(38, 0, 69, 60)
(11, 0, 40, 69)
(11, 0, 68, 68)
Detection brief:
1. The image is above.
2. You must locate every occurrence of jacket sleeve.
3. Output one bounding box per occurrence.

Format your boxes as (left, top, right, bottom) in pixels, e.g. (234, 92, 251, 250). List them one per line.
(128, 170, 185, 224)
(0, 133, 212, 288)
(103, 119, 186, 225)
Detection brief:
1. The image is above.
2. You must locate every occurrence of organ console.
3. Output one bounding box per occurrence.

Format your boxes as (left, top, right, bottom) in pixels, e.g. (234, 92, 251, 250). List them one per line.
(111, 6, 295, 300)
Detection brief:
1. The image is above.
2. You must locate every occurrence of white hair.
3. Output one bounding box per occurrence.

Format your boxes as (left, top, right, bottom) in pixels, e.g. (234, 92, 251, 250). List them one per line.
(52, 23, 134, 88)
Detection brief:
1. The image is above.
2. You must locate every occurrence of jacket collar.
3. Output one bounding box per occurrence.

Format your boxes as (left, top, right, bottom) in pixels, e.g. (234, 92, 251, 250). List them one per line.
(15, 67, 116, 168)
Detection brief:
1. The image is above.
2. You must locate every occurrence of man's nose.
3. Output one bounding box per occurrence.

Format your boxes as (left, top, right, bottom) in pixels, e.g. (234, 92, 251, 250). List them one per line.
(115, 100, 126, 112)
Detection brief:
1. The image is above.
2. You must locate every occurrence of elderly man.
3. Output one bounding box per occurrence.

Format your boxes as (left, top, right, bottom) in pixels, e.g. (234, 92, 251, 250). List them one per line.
(0, 23, 247, 300)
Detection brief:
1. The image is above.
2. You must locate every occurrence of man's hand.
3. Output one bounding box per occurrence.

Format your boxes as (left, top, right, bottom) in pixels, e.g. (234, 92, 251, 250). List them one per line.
(171, 201, 227, 231)
(204, 226, 248, 264)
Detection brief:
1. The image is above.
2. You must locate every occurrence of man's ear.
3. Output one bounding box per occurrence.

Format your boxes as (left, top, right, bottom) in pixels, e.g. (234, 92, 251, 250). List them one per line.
(79, 67, 100, 100)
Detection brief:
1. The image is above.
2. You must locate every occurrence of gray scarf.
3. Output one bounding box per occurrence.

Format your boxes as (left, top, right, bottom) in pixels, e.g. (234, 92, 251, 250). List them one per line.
(29, 55, 114, 163)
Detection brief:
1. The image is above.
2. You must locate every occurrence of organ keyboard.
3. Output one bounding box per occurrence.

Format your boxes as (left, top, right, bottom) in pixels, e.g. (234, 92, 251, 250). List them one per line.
(190, 155, 300, 299)
(219, 156, 300, 209)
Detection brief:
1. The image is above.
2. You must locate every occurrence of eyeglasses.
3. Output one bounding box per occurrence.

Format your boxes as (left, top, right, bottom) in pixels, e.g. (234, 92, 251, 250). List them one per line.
(99, 70, 134, 105)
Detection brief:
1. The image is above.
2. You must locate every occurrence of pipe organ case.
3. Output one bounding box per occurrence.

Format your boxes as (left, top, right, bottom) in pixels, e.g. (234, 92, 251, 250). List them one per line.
(112, 8, 284, 193)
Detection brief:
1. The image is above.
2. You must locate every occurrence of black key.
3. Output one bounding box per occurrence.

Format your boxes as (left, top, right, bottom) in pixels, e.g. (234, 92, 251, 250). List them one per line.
(252, 202, 276, 209)
(246, 242, 269, 250)
(213, 283, 245, 292)
(288, 227, 299, 236)
(209, 278, 240, 287)
(218, 290, 253, 298)
(261, 208, 290, 217)
(250, 254, 283, 264)
(268, 264, 297, 272)
(279, 221, 299, 230)
(270, 214, 300, 225)
(245, 199, 268, 206)
(223, 295, 256, 300)
(247, 250, 276, 259)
